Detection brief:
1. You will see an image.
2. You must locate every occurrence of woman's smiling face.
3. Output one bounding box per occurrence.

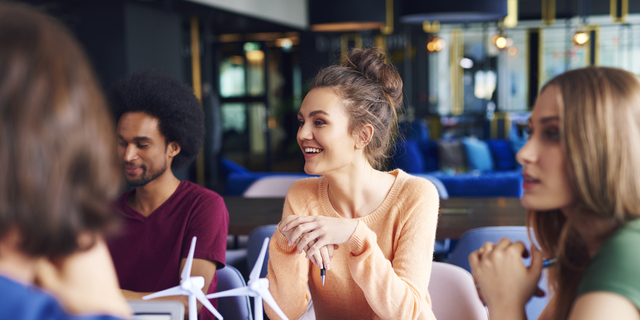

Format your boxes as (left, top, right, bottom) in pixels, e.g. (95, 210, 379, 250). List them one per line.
(297, 88, 360, 175)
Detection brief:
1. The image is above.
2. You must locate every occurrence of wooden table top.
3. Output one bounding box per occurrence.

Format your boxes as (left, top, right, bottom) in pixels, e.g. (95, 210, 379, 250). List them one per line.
(224, 196, 527, 239)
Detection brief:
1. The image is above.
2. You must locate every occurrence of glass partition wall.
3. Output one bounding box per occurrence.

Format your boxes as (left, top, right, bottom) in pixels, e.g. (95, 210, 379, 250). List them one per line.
(425, 14, 640, 139)
(217, 39, 300, 172)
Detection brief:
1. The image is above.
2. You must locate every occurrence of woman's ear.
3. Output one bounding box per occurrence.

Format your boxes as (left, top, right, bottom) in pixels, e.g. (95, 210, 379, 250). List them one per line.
(355, 124, 374, 149)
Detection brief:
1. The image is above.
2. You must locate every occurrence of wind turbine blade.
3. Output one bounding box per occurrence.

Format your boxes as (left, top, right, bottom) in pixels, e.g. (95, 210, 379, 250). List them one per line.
(257, 287, 289, 320)
(255, 296, 263, 320)
(195, 290, 224, 320)
(181, 236, 197, 282)
(143, 286, 185, 300)
(189, 295, 197, 320)
(206, 287, 254, 299)
(250, 238, 269, 282)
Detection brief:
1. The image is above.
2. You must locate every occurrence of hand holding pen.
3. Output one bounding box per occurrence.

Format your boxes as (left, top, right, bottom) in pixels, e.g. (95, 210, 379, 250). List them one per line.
(279, 215, 358, 285)
(469, 239, 550, 310)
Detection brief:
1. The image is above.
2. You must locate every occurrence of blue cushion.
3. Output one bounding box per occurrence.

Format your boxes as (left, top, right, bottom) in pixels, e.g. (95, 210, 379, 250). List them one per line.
(509, 122, 529, 154)
(427, 170, 523, 198)
(220, 157, 250, 176)
(461, 138, 494, 172)
(391, 139, 425, 173)
(418, 140, 439, 172)
(487, 139, 516, 171)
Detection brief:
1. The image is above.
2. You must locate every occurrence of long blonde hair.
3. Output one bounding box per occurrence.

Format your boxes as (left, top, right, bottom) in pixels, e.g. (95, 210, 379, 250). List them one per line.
(529, 67, 640, 319)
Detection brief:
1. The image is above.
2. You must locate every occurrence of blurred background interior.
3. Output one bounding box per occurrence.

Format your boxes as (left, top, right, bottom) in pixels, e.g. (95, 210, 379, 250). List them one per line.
(18, 0, 640, 198)
(20, 2, 640, 318)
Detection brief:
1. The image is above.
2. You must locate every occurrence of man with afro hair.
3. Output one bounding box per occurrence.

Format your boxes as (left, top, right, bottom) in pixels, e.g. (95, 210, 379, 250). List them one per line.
(107, 70, 228, 320)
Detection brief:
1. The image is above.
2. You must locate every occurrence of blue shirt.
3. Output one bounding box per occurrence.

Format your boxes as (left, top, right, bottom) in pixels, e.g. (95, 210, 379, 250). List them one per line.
(0, 274, 123, 320)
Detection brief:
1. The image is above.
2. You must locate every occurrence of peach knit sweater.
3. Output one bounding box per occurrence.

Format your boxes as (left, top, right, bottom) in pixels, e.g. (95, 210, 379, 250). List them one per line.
(265, 169, 439, 320)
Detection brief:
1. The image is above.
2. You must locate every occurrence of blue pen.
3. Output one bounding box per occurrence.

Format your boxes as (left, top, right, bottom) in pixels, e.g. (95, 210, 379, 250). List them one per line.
(543, 258, 557, 268)
(321, 267, 325, 286)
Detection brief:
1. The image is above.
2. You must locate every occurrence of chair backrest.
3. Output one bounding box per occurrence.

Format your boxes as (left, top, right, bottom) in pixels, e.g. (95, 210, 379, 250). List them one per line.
(446, 226, 548, 320)
(414, 173, 449, 199)
(247, 225, 278, 278)
(428, 262, 488, 320)
(447, 226, 534, 271)
(216, 265, 253, 320)
(243, 176, 306, 198)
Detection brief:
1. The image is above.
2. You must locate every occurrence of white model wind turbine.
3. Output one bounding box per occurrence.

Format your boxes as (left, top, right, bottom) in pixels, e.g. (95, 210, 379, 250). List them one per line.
(206, 238, 289, 320)
(143, 236, 223, 320)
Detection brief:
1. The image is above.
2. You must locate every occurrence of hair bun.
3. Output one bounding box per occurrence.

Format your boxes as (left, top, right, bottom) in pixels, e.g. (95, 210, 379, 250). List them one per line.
(343, 47, 403, 110)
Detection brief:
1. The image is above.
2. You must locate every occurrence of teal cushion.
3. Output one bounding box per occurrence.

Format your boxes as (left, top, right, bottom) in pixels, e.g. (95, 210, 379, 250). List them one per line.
(461, 138, 494, 171)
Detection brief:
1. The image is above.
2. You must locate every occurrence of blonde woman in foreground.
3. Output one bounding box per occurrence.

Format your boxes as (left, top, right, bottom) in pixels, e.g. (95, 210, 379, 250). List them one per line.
(470, 67, 640, 320)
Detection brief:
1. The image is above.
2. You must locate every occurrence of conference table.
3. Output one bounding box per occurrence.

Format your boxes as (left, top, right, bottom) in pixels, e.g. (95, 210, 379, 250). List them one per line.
(224, 197, 527, 239)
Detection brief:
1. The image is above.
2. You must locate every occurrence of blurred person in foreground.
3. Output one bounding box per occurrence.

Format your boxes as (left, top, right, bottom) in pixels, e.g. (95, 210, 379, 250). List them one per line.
(470, 67, 640, 320)
(0, 2, 130, 319)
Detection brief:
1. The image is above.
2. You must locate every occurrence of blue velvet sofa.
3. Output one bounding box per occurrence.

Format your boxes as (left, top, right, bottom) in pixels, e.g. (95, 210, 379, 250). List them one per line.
(391, 121, 525, 198)
(221, 158, 448, 199)
(222, 121, 526, 198)
(220, 158, 312, 196)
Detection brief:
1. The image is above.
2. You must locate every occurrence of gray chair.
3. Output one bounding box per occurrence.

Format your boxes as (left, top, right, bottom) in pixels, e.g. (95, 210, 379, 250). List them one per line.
(413, 173, 450, 258)
(414, 173, 449, 199)
(216, 265, 253, 320)
(446, 226, 548, 320)
(229, 176, 302, 273)
(428, 262, 488, 320)
(247, 224, 278, 279)
(243, 176, 306, 198)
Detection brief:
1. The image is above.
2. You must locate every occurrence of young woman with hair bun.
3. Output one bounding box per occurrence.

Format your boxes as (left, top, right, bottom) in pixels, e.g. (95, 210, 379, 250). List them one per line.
(265, 48, 439, 320)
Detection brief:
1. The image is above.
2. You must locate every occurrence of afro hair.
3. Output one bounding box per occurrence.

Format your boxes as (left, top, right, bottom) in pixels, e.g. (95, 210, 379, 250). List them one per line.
(110, 70, 204, 171)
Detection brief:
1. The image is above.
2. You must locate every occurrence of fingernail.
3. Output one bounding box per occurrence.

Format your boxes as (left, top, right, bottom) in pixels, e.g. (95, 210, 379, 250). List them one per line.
(288, 241, 292, 246)
(326, 262, 331, 270)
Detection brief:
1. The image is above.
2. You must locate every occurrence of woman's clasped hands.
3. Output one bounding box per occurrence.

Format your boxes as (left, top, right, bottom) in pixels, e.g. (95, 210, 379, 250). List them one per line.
(468, 238, 546, 317)
(279, 215, 358, 271)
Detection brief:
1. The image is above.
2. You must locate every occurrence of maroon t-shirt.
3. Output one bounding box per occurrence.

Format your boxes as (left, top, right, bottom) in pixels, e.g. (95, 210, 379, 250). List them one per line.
(108, 181, 228, 319)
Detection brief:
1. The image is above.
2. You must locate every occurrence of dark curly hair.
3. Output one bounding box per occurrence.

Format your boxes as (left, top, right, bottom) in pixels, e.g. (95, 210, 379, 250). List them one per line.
(110, 70, 204, 170)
